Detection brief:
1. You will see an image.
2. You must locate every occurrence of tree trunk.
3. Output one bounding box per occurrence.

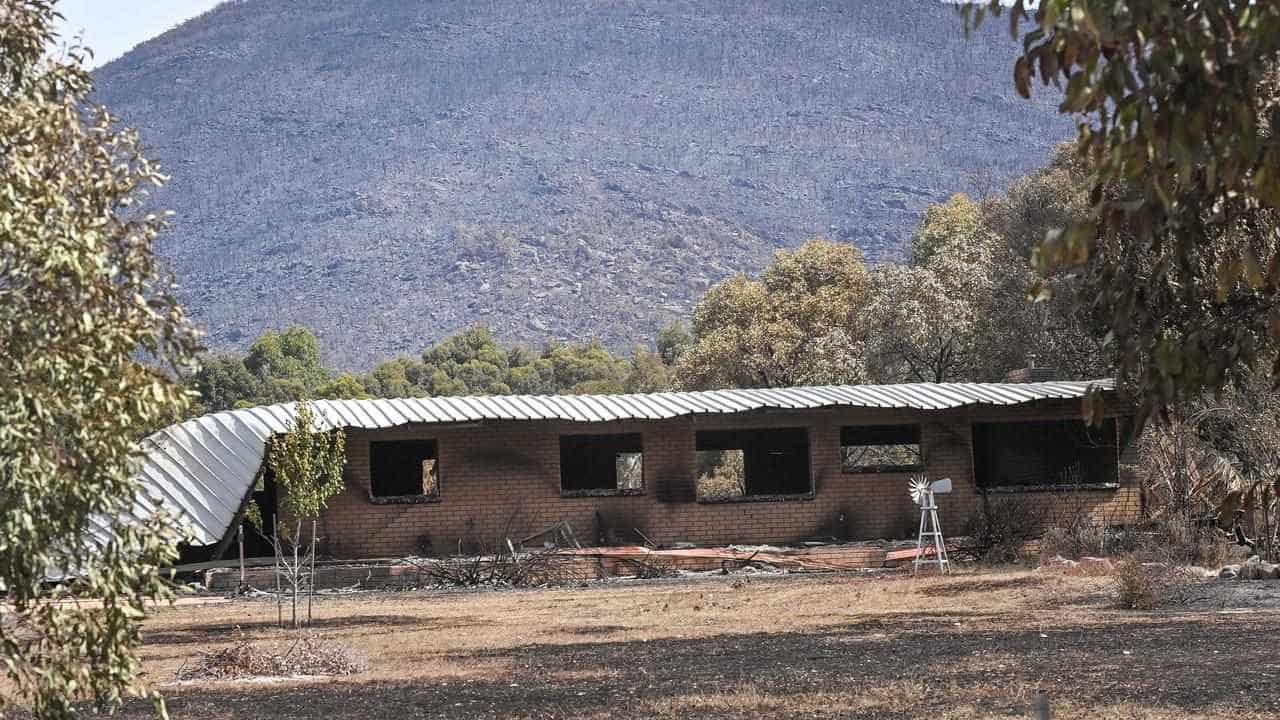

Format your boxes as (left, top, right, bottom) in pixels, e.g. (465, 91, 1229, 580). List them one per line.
(1265, 486, 1274, 563)
(273, 517, 282, 628)
(292, 518, 301, 629)
(308, 519, 317, 625)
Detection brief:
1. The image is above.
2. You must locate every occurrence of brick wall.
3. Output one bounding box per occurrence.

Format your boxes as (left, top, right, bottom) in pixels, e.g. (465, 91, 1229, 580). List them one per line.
(310, 399, 1142, 558)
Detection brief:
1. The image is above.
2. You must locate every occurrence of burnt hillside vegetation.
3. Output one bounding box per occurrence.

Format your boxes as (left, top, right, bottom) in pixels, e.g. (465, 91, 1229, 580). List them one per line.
(94, 0, 1069, 368)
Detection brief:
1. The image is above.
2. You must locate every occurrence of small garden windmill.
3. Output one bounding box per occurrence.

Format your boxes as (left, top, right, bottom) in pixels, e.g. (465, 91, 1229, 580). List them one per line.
(909, 475, 951, 574)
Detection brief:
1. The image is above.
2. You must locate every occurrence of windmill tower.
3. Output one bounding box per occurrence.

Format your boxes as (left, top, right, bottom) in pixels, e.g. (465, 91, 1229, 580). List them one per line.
(908, 475, 951, 575)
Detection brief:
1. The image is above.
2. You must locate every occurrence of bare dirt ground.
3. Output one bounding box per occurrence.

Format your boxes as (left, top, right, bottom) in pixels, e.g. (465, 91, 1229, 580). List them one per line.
(51, 570, 1280, 718)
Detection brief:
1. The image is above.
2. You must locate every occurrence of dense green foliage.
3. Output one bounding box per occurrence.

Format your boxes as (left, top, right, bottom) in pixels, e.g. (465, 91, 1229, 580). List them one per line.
(675, 240, 875, 389)
(269, 402, 347, 530)
(0, 2, 197, 716)
(190, 325, 682, 412)
(192, 327, 328, 412)
(968, 0, 1280, 420)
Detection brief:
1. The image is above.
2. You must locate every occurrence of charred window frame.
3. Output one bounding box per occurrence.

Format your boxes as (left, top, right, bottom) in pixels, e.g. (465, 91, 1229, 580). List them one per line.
(369, 439, 440, 503)
(695, 427, 812, 502)
(840, 424, 923, 473)
(559, 433, 644, 496)
(972, 418, 1119, 491)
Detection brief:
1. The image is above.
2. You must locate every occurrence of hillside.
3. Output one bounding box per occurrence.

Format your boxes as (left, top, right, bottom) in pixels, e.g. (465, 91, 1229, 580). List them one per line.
(93, 0, 1071, 368)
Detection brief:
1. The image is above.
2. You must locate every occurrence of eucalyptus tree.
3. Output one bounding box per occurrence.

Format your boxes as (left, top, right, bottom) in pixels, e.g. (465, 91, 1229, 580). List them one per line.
(1, 1, 198, 716)
(967, 0, 1280, 421)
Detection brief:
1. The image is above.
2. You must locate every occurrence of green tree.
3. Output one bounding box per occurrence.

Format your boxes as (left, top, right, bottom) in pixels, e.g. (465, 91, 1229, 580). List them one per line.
(967, 0, 1280, 419)
(267, 402, 346, 627)
(625, 349, 674, 393)
(655, 321, 692, 365)
(419, 325, 512, 395)
(189, 326, 333, 411)
(543, 339, 629, 394)
(362, 357, 423, 398)
(506, 359, 554, 394)
(316, 372, 370, 400)
(868, 195, 1000, 382)
(188, 325, 652, 409)
(0, 2, 198, 716)
(676, 239, 873, 389)
(979, 147, 1111, 381)
(910, 192, 990, 266)
(191, 353, 263, 412)
(245, 326, 329, 401)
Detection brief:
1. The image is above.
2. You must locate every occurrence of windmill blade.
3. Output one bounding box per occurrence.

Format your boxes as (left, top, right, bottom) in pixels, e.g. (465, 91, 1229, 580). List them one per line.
(908, 477, 931, 505)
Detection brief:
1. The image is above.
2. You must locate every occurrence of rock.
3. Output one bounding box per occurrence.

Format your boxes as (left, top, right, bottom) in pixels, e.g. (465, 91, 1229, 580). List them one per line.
(1219, 565, 1240, 580)
(1042, 556, 1078, 573)
(1261, 563, 1280, 580)
(1246, 555, 1262, 565)
(1239, 563, 1262, 580)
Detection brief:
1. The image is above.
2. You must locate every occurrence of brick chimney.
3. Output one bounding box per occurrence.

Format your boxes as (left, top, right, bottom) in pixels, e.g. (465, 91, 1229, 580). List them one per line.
(1004, 354, 1057, 383)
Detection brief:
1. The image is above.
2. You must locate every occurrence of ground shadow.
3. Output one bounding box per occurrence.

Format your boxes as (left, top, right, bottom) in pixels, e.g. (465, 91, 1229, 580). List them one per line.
(143, 614, 484, 647)
(117, 610, 1280, 719)
(917, 574, 1046, 597)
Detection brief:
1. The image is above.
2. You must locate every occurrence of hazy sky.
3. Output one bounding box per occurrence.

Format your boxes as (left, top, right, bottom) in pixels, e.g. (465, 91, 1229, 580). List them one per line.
(54, 0, 226, 68)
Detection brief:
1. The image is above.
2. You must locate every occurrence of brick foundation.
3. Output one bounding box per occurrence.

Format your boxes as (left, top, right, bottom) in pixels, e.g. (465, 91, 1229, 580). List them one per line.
(204, 544, 897, 592)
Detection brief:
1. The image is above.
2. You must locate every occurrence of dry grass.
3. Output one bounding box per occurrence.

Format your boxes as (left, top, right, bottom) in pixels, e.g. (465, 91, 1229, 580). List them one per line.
(21, 569, 1278, 719)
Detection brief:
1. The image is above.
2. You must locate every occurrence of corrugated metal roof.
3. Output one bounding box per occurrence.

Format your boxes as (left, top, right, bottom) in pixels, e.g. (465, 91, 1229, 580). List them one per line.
(136, 379, 1115, 547)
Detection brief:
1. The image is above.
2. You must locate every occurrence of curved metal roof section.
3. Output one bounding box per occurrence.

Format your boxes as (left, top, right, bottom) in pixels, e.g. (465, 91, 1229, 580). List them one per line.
(136, 379, 1114, 546)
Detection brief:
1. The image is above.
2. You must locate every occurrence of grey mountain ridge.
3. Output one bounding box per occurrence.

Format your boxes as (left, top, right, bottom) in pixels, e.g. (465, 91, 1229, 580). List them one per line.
(93, 0, 1070, 369)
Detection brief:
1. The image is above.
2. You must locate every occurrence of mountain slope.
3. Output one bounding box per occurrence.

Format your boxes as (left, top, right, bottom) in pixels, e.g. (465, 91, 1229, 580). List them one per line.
(94, 0, 1070, 368)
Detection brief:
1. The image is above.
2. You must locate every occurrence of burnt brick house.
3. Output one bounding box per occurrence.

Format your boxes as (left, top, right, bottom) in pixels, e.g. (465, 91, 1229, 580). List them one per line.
(137, 380, 1139, 560)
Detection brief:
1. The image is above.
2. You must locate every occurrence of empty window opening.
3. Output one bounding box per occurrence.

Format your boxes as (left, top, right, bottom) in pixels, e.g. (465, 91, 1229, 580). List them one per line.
(560, 433, 644, 495)
(972, 419, 1119, 489)
(695, 448, 746, 499)
(841, 425, 922, 473)
(370, 439, 439, 499)
(695, 428, 811, 500)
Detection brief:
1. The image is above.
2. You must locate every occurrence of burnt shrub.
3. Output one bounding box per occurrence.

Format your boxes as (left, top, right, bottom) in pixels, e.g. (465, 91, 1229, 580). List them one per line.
(964, 495, 1049, 563)
(1112, 559, 1196, 610)
(1138, 512, 1233, 568)
(1039, 507, 1144, 560)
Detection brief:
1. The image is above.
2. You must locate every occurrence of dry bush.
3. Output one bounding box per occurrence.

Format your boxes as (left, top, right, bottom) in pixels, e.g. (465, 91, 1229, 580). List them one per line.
(424, 550, 579, 587)
(1040, 523, 1107, 560)
(963, 496, 1049, 563)
(1039, 508, 1143, 560)
(624, 555, 676, 579)
(1039, 504, 1232, 569)
(1138, 398, 1279, 563)
(493, 552, 580, 586)
(424, 553, 490, 587)
(423, 509, 583, 587)
(175, 635, 366, 681)
(1137, 513, 1234, 568)
(1112, 559, 1196, 611)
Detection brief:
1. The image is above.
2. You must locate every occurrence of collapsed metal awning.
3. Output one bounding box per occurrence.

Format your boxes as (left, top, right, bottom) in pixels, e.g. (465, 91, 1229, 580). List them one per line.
(132, 379, 1115, 547)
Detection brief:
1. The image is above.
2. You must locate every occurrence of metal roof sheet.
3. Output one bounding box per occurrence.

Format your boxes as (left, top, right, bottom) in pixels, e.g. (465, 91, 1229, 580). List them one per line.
(135, 379, 1115, 547)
